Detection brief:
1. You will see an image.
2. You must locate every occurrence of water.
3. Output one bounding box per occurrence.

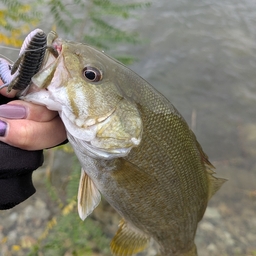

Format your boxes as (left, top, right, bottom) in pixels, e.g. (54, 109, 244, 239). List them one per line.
(113, 0, 256, 254)
(1, 0, 256, 254)
(122, 0, 256, 254)
(117, 0, 256, 158)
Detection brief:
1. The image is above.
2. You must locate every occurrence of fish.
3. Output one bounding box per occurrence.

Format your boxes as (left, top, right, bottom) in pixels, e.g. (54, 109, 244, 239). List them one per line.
(18, 30, 226, 256)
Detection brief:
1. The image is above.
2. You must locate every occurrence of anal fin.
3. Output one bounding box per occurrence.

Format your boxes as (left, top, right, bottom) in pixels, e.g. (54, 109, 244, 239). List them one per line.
(77, 168, 101, 221)
(110, 219, 149, 256)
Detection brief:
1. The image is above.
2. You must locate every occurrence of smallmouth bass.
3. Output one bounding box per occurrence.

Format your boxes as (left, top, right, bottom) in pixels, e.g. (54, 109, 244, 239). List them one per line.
(22, 30, 226, 256)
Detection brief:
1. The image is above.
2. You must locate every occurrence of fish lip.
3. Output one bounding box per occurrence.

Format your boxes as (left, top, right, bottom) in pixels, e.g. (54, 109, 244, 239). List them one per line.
(84, 107, 116, 128)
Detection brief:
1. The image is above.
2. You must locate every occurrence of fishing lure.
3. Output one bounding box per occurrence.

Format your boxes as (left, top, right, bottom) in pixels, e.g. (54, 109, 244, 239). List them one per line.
(0, 59, 12, 86)
(0, 28, 47, 93)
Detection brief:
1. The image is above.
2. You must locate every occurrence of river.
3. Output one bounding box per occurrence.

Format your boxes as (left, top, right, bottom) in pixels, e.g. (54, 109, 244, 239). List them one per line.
(127, 1, 256, 254)
(123, 1, 256, 254)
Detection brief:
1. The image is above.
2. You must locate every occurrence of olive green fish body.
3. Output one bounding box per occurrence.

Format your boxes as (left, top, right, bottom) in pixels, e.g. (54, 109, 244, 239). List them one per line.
(71, 81, 212, 256)
(23, 34, 226, 256)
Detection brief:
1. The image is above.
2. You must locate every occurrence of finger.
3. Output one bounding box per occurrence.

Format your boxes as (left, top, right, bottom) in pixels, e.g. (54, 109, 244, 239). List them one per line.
(0, 100, 58, 122)
(0, 79, 17, 97)
(0, 87, 18, 98)
(0, 116, 67, 150)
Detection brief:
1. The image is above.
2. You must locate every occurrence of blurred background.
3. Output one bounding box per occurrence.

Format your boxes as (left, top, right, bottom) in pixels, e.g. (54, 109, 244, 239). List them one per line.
(0, 0, 256, 255)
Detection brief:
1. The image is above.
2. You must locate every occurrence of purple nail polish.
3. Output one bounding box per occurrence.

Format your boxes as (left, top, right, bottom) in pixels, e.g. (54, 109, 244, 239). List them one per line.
(0, 104, 27, 119)
(0, 120, 7, 136)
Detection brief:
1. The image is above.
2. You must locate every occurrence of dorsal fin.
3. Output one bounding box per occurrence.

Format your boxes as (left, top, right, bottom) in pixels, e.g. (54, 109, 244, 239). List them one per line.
(194, 134, 227, 199)
(77, 168, 101, 221)
(194, 136, 215, 169)
(206, 169, 227, 200)
(110, 219, 150, 256)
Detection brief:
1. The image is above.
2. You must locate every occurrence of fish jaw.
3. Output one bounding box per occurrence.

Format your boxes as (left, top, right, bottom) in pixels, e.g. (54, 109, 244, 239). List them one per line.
(23, 38, 143, 158)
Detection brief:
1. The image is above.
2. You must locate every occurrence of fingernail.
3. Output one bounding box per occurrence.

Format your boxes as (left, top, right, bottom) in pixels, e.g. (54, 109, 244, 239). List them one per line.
(0, 104, 27, 119)
(0, 120, 7, 136)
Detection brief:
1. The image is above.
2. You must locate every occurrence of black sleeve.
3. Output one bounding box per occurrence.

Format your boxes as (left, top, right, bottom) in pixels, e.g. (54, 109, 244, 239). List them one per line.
(0, 95, 44, 210)
(0, 142, 43, 209)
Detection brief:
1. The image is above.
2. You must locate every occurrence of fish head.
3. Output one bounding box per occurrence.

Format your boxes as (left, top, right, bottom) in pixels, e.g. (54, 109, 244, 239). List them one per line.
(24, 38, 143, 159)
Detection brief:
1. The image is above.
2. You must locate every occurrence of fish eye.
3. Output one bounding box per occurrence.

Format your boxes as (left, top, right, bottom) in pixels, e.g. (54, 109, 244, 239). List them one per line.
(82, 66, 102, 82)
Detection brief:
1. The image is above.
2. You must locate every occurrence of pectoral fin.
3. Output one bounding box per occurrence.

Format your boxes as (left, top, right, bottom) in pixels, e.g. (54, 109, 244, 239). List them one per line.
(110, 219, 149, 256)
(77, 168, 101, 221)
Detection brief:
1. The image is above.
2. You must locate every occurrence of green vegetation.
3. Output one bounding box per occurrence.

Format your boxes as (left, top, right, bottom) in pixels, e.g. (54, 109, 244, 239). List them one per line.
(0, 0, 150, 63)
(0, 1, 40, 46)
(27, 155, 111, 256)
(0, 0, 149, 255)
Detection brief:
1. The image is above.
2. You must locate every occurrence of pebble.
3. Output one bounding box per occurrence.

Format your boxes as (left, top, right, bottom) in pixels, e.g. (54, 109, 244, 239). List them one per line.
(23, 201, 50, 220)
(199, 221, 215, 232)
(207, 243, 217, 252)
(24, 205, 36, 220)
(7, 230, 17, 245)
(222, 231, 235, 246)
(8, 212, 18, 222)
(204, 207, 221, 220)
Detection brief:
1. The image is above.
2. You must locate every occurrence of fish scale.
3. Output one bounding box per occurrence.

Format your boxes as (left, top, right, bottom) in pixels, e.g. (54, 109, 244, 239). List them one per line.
(122, 109, 206, 244)
(18, 31, 226, 256)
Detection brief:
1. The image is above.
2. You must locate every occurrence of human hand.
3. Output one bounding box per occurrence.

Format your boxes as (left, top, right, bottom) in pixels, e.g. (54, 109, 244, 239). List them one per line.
(0, 80, 67, 210)
(0, 81, 67, 150)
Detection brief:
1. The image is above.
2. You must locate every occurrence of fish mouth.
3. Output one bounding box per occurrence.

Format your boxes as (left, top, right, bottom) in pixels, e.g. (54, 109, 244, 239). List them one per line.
(83, 107, 116, 128)
(23, 31, 142, 158)
(24, 38, 65, 94)
(51, 38, 63, 56)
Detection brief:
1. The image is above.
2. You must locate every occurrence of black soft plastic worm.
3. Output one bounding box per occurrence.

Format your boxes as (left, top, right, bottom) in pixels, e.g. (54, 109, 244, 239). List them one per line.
(0, 28, 47, 93)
